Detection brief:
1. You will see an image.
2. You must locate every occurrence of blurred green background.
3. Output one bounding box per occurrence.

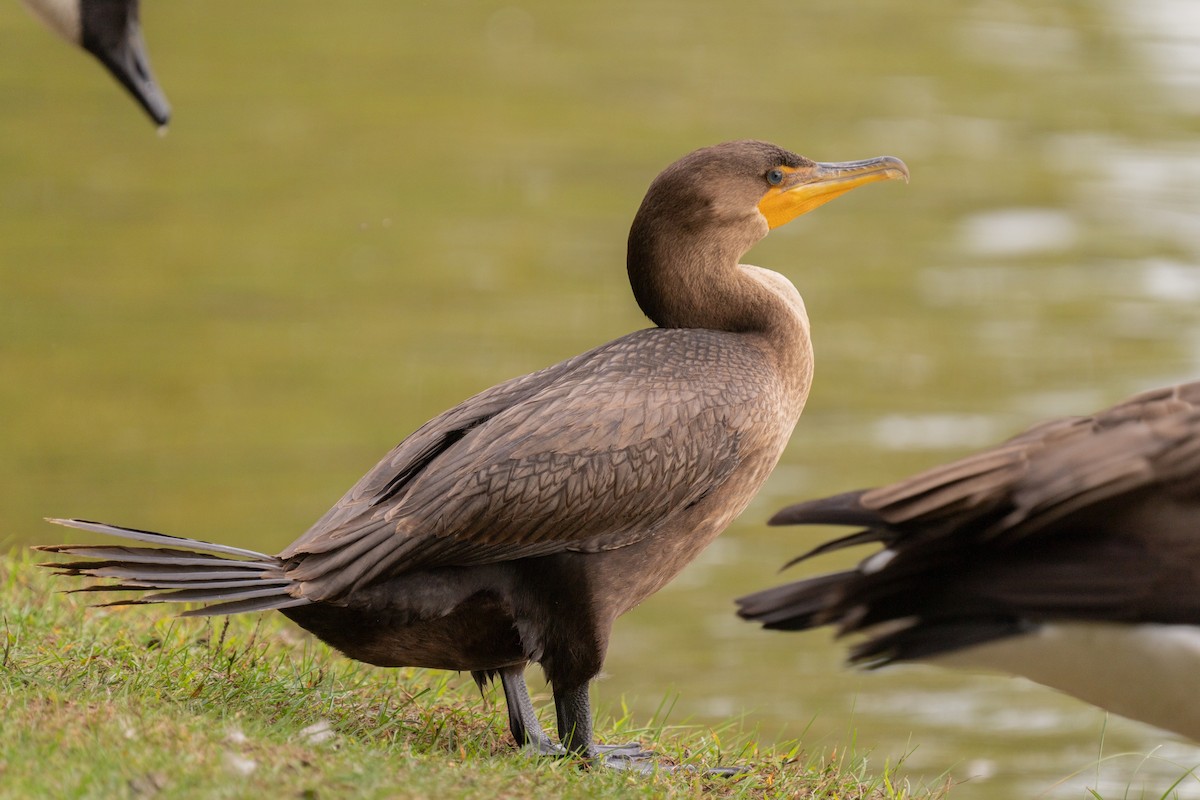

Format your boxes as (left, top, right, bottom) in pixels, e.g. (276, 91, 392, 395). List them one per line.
(4, 1, 1200, 796)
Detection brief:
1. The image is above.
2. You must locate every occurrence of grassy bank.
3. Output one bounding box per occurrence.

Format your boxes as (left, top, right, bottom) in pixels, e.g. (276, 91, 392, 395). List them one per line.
(0, 552, 947, 799)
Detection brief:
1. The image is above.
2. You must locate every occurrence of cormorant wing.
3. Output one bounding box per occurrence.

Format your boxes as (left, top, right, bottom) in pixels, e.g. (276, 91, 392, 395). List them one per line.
(281, 329, 767, 600)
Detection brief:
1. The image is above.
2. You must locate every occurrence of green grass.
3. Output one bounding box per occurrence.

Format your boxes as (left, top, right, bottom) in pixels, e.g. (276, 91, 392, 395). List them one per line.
(0, 551, 948, 799)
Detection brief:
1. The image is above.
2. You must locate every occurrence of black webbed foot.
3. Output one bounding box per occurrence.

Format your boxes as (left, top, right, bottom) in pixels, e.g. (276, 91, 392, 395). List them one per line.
(519, 739, 651, 760)
(498, 670, 740, 775)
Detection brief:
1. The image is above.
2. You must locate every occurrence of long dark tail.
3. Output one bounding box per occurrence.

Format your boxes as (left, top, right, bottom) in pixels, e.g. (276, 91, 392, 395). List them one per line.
(36, 518, 312, 616)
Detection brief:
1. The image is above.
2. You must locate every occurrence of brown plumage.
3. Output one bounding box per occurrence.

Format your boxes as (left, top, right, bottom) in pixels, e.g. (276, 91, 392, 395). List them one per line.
(37, 140, 907, 766)
(739, 381, 1200, 740)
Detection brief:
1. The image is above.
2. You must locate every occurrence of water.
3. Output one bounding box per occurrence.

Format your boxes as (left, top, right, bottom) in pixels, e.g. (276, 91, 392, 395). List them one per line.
(4, 1, 1200, 796)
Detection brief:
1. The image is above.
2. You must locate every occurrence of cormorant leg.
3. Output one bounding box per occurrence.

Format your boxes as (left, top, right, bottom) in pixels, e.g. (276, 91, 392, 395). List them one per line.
(500, 668, 643, 760)
(553, 682, 654, 768)
(553, 680, 596, 759)
(550, 682, 743, 775)
(498, 664, 561, 756)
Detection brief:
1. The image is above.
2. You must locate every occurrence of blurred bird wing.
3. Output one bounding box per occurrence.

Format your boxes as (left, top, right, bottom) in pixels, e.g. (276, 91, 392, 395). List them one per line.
(860, 381, 1200, 541)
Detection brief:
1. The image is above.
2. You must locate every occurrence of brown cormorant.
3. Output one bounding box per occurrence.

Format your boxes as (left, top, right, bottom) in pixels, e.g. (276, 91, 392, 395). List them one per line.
(38, 140, 907, 766)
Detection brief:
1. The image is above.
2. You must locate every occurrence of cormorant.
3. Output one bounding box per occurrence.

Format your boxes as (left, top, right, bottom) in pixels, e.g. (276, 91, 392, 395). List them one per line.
(39, 141, 907, 765)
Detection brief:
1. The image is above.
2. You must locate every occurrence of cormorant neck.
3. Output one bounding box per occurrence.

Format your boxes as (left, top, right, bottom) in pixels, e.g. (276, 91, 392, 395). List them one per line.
(626, 212, 802, 338)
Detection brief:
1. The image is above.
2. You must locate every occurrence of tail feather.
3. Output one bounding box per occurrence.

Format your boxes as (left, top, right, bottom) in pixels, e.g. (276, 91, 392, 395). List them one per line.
(736, 571, 855, 630)
(139, 584, 295, 605)
(44, 519, 271, 560)
(43, 559, 279, 582)
(37, 545, 277, 569)
(781, 529, 889, 569)
(36, 517, 310, 616)
(179, 594, 313, 617)
(768, 490, 876, 527)
(72, 577, 293, 592)
(847, 619, 1026, 666)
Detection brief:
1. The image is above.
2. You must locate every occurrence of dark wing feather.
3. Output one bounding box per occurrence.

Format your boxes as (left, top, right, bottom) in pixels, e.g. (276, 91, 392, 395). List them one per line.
(282, 329, 769, 600)
(998, 405, 1200, 538)
(860, 381, 1200, 539)
(769, 490, 875, 527)
(281, 354, 590, 557)
(742, 380, 1200, 662)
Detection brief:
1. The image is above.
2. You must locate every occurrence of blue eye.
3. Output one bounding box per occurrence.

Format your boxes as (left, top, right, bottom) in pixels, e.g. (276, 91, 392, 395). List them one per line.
(766, 168, 784, 186)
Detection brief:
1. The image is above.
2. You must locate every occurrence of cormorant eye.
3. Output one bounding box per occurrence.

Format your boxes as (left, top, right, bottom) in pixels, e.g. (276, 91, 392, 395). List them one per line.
(766, 168, 785, 186)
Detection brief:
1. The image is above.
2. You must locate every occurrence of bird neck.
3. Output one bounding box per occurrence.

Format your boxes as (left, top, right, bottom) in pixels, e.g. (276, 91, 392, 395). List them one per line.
(626, 222, 806, 340)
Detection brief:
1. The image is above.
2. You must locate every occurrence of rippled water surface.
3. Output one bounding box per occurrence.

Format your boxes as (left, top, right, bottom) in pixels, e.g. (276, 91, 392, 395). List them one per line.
(4, 1, 1200, 796)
